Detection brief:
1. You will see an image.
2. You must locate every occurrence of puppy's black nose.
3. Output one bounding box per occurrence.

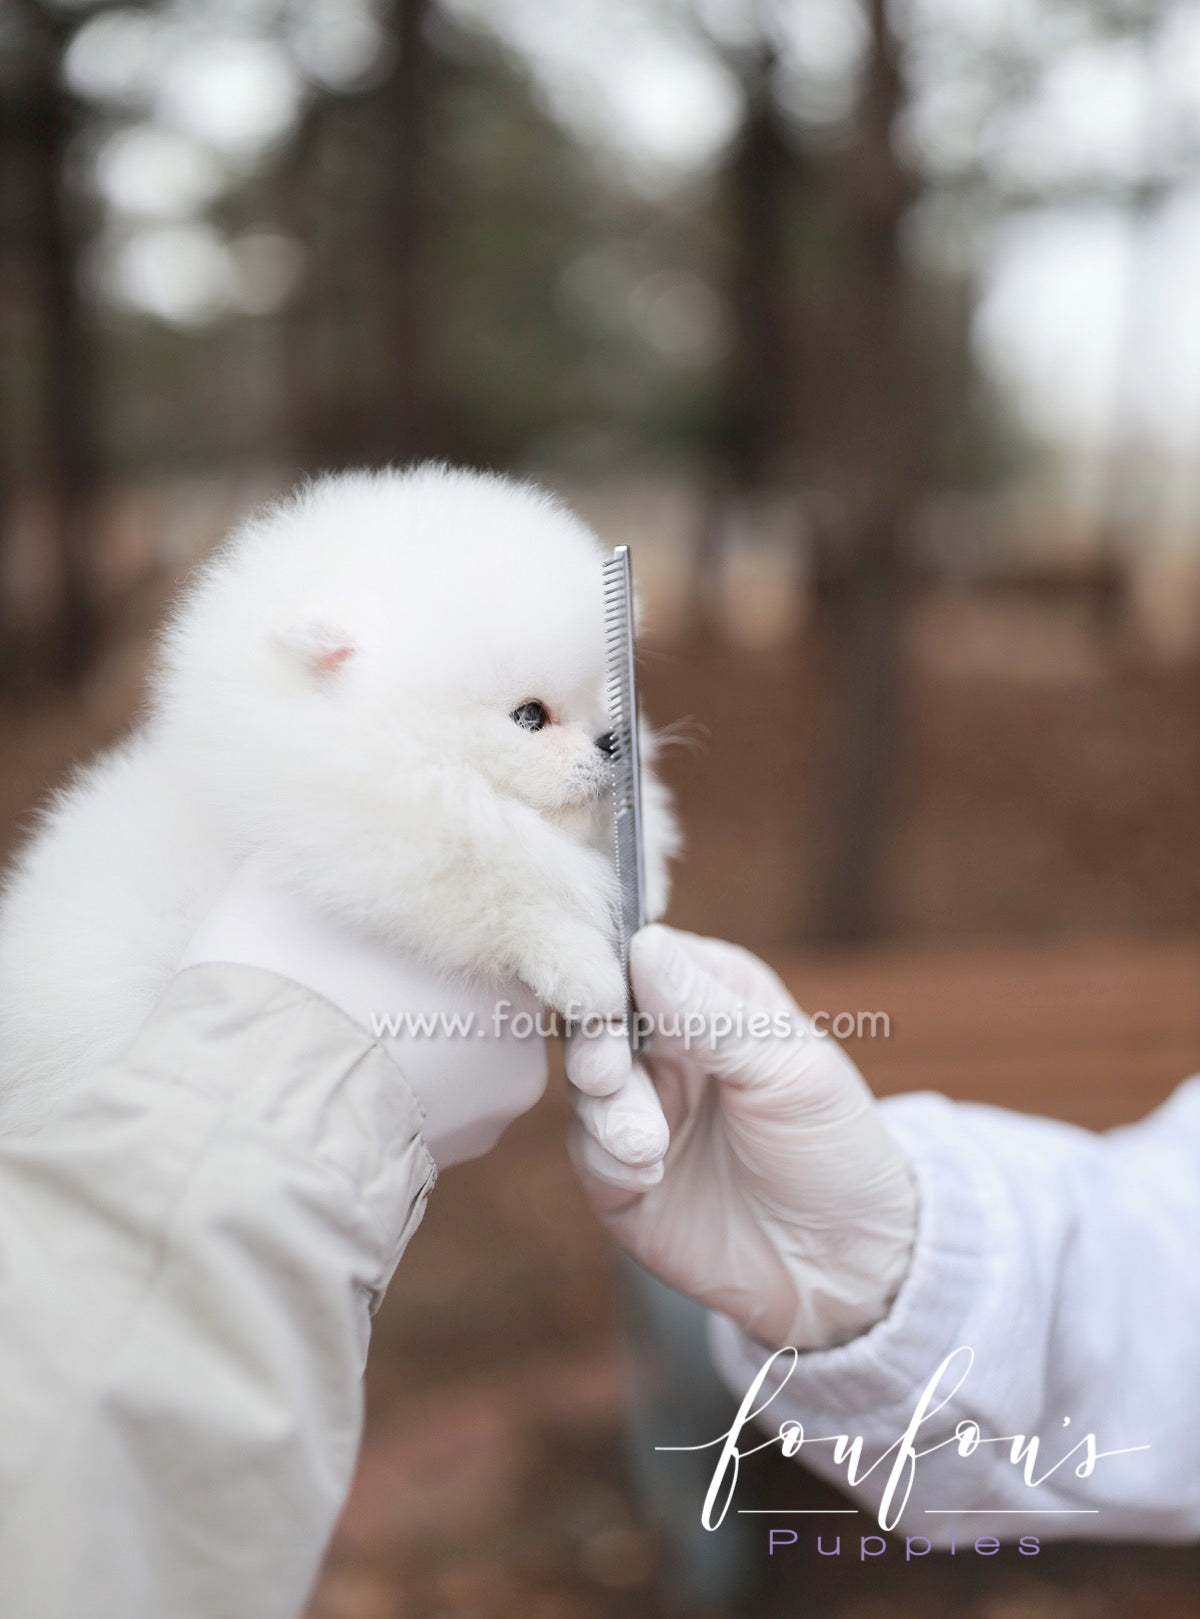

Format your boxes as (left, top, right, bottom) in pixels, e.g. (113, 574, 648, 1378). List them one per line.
(595, 731, 616, 756)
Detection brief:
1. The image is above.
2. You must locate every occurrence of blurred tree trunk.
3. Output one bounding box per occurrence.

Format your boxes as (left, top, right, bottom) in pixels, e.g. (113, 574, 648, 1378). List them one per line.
(691, 36, 794, 636)
(9, 0, 100, 689)
(807, 0, 920, 945)
(376, 0, 437, 463)
(1090, 11, 1157, 648)
(282, 99, 329, 469)
(0, 97, 16, 686)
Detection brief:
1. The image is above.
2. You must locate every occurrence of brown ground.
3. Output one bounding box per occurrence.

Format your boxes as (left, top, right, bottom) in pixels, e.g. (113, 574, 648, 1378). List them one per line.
(311, 935, 1200, 1619)
(637, 613, 1200, 951)
(1, 595, 1198, 1618)
(5, 592, 1199, 948)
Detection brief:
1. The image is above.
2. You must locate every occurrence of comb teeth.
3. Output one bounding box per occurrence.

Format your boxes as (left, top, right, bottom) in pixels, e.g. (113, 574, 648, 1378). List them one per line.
(602, 563, 636, 801)
(602, 546, 646, 1050)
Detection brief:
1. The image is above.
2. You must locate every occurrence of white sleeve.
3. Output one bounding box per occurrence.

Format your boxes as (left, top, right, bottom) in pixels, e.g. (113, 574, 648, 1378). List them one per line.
(709, 1079, 1200, 1544)
(0, 962, 436, 1619)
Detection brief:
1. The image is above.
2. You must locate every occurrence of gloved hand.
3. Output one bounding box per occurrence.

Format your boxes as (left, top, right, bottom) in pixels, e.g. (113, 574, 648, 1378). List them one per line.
(178, 854, 548, 1169)
(567, 925, 918, 1352)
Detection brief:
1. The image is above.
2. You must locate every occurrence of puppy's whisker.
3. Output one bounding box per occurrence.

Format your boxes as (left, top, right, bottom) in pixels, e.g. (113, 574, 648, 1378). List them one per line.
(653, 717, 708, 756)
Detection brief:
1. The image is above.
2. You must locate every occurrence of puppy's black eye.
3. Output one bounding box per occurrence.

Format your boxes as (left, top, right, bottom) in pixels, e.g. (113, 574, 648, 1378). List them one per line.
(511, 700, 550, 733)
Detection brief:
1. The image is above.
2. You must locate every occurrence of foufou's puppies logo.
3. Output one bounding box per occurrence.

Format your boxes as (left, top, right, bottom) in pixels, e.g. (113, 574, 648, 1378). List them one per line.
(657, 1345, 1150, 1535)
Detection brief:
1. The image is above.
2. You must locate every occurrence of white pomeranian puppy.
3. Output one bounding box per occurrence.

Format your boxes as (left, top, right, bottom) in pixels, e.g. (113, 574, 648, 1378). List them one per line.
(0, 465, 679, 1132)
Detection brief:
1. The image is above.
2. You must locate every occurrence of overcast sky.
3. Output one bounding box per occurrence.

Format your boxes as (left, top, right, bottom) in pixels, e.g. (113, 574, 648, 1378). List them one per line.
(65, 0, 1200, 458)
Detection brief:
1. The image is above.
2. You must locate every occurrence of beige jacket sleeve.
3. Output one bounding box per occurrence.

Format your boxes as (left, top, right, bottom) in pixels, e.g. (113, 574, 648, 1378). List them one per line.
(0, 963, 436, 1619)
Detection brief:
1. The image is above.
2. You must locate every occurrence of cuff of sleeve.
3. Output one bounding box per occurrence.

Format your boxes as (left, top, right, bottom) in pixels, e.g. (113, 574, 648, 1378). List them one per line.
(708, 1091, 1006, 1421)
(131, 963, 437, 1283)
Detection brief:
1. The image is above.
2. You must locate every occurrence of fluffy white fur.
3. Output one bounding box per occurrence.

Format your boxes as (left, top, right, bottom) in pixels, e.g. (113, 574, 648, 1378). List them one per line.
(0, 465, 679, 1132)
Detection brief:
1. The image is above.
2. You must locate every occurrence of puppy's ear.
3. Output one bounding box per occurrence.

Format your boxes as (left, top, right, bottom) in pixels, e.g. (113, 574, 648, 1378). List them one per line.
(275, 622, 356, 682)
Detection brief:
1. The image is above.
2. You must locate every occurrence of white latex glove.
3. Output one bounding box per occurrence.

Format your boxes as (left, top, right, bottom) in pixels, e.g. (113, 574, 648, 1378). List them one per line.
(178, 854, 548, 1169)
(567, 925, 918, 1352)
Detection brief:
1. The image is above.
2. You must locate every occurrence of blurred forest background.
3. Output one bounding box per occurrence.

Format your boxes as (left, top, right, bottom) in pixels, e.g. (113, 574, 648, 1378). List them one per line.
(2, 0, 1200, 948)
(3, 4, 1200, 1616)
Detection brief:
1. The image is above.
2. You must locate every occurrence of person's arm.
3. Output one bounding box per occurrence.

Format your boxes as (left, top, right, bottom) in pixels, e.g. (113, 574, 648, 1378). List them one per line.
(709, 1078, 1200, 1542)
(0, 849, 577, 1619)
(569, 926, 1200, 1544)
(0, 962, 434, 1619)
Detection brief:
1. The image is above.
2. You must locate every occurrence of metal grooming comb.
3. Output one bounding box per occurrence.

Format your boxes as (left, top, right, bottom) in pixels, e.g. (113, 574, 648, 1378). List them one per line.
(602, 545, 646, 1051)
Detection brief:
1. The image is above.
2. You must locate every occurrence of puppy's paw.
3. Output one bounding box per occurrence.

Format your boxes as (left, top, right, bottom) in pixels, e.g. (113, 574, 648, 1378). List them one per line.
(521, 925, 627, 1023)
